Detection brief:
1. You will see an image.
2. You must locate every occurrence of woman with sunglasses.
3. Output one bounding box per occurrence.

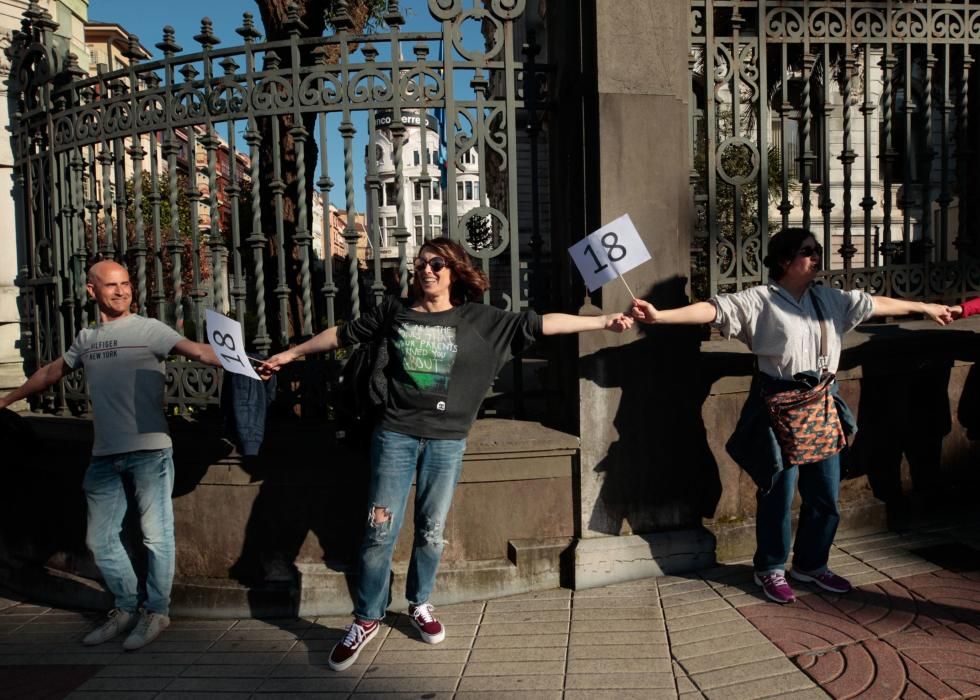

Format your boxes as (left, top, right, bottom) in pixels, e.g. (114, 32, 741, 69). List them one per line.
(260, 237, 631, 669)
(630, 228, 952, 604)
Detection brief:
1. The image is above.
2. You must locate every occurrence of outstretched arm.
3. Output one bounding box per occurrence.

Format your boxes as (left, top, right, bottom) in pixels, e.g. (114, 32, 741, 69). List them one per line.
(541, 312, 633, 336)
(871, 297, 952, 326)
(258, 326, 341, 375)
(172, 339, 222, 366)
(630, 299, 717, 325)
(950, 297, 980, 320)
(0, 357, 72, 411)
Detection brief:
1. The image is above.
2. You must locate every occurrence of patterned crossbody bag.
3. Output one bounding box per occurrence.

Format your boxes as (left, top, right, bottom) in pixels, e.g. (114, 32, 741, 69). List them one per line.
(761, 291, 846, 465)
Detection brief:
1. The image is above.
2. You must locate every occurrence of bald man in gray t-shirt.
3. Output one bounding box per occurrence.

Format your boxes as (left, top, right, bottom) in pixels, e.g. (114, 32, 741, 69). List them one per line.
(0, 261, 221, 650)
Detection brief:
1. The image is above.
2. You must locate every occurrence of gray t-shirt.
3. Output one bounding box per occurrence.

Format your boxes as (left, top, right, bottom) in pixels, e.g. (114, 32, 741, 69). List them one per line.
(63, 314, 184, 456)
(710, 283, 874, 379)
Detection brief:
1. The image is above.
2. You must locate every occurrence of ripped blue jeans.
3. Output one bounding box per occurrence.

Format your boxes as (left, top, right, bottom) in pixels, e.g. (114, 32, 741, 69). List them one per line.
(354, 428, 467, 621)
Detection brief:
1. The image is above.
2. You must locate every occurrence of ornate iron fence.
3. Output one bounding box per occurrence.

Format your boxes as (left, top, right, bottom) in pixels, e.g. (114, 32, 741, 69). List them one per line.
(8, 0, 547, 414)
(690, 0, 980, 301)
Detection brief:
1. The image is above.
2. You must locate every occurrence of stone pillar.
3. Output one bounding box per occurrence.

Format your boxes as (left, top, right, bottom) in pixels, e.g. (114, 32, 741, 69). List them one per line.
(0, 17, 24, 395)
(573, 0, 716, 587)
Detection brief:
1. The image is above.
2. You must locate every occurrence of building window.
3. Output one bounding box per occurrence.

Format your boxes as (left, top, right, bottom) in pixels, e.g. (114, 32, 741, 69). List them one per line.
(413, 214, 443, 244)
(383, 182, 397, 206)
(379, 215, 398, 246)
(769, 78, 823, 184)
(414, 181, 438, 201)
(454, 181, 479, 200)
(413, 150, 420, 166)
(886, 86, 926, 184)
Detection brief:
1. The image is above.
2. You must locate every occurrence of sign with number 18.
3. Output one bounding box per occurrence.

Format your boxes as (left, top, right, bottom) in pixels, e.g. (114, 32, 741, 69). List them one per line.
(205, 309, 261, 380)
(568, 213, 651, 293)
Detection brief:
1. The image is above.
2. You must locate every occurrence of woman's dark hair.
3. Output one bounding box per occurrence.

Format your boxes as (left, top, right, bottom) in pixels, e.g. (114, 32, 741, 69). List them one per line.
(763, 227, 815, 281)
(411, 237, 490, 305)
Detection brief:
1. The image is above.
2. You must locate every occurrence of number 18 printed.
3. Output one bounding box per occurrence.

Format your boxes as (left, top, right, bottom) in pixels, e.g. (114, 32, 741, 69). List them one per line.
(205, 309, 261, 381)
(568, 213, 651, 292)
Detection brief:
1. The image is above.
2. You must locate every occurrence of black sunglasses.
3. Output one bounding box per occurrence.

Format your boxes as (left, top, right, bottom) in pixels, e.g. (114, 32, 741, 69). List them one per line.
(414, 256, 448, 273)
(796, 243, 823, 258)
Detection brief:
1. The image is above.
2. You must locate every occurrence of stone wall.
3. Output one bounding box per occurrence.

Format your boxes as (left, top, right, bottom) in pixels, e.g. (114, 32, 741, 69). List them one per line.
(0, 416, 579, 616)
(701, 317, 980, 561)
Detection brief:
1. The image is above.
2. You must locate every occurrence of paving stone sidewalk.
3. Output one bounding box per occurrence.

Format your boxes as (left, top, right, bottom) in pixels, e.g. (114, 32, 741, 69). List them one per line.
(2, 517, 980, 699)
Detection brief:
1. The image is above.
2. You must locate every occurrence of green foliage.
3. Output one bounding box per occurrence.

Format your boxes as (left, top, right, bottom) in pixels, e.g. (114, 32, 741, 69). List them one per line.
(123, 169, 213, 307)
(125, 170, 194, 242)
(465, 214, 494, 251)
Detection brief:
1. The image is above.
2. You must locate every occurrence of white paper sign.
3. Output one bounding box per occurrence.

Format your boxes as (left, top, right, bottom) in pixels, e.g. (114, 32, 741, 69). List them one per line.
(205, 309, 260, 380)
(568, 214, 651, 292)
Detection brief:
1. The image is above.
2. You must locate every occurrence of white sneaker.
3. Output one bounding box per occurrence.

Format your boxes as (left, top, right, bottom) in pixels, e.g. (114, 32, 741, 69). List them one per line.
(82, 608, 136, 646)
(122, 611, 170, 651)
(408, 602, 445, 644)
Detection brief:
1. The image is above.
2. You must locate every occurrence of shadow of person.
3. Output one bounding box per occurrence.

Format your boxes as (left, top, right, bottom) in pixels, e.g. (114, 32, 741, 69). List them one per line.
(957, 361, 980, 441)
(228, 411, 371, 619)
(170, 416, 236, 498)
(0, 409, 99, 599)
(578, 277, 722, 536)
(846, 333, 953, 524)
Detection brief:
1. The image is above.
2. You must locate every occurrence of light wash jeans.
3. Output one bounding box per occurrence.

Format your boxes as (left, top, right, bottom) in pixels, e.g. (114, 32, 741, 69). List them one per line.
(754, 452, 841, 575)
(354, 428, 467, 621)
(82, 447, 175, 615)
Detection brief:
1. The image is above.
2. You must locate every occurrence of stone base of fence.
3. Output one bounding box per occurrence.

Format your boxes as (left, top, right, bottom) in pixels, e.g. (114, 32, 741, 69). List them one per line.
(0, 415, 581, 617)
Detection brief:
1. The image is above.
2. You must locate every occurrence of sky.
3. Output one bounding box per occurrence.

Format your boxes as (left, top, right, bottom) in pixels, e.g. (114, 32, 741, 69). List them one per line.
(86, 0, 443, 58)
(85, 0, 482, 211)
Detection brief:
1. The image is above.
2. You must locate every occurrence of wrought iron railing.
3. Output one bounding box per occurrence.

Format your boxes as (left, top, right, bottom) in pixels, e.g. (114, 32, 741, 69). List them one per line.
(690, 0, 980, 301)
(8, 0, 546, 414)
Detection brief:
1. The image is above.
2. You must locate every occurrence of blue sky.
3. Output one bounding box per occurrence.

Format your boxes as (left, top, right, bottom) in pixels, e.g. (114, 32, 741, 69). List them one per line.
(86, 0, 477, 211)
(87, 0, 441, 58)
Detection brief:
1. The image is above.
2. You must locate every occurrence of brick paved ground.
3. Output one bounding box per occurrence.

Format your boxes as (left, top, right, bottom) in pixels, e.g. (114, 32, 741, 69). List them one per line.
(2, 516, 980, 699)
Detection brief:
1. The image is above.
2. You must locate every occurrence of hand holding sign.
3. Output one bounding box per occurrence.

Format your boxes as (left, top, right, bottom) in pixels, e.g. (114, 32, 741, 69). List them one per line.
(205, 309, 261, 381)
(568, 214, 651, 296)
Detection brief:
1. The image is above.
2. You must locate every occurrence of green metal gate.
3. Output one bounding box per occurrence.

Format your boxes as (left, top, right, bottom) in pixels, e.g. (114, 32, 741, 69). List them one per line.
(690, 0, 980, 300)
(7, 0, 547, 414)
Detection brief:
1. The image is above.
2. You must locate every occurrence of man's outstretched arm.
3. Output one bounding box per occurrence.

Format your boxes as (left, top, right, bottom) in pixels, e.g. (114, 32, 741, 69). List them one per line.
(0, 357, 72, 410)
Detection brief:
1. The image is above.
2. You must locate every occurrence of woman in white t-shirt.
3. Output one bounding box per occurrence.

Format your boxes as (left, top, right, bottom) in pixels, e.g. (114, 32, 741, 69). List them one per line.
(630, 228, 952, 604)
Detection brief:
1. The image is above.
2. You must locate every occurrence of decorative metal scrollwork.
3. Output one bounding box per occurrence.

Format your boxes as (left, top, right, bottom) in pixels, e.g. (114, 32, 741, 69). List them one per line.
(11, 0, 536, 412)
(693, 1, 980, 300)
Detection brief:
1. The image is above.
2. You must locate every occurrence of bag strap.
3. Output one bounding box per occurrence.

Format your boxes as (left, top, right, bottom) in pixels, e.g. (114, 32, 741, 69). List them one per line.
(809, 288, 830, 372)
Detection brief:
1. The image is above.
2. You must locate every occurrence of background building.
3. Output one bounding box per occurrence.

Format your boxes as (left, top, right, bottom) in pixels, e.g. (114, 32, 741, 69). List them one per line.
(367, 108, 483, 266)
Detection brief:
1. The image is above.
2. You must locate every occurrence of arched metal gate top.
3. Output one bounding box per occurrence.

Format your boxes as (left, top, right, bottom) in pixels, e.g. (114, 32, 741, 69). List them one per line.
(7, 0, 549, 415)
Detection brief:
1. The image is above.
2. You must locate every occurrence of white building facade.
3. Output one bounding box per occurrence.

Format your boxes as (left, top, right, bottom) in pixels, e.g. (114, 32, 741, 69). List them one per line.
(366, 109, 483, 264)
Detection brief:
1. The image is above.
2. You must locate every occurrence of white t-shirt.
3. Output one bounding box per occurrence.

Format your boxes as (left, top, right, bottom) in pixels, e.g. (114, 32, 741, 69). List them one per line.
(710, 283, 875, 379)
(63, 314, 184, 456)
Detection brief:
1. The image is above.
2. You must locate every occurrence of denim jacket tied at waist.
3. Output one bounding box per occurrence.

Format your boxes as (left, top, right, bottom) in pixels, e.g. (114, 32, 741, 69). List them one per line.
(725, 371, 857, 493)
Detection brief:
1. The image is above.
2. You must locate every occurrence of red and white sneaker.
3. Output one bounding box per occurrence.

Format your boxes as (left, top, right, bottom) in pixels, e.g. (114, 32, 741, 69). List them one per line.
(753, 570, 797, 604)
(408, 602, 445, 644)
(790, 567, 852, 594)
(328, 619, 379, 671)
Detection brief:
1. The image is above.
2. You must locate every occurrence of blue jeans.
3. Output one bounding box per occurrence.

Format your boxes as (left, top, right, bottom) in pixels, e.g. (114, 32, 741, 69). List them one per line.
(354, 428, 467, 621)
(754, 452, 841, 575)
(82, 448, 176, 615)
